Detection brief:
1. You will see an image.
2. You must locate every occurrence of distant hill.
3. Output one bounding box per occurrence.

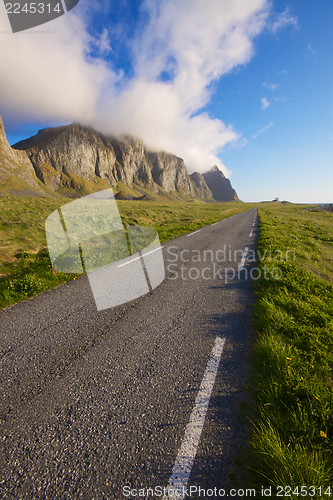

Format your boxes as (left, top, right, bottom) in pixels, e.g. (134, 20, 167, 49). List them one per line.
(1, 116, 239, 201)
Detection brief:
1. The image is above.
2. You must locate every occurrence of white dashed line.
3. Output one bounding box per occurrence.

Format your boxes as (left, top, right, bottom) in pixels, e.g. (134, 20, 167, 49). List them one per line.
(117, 246, 164, 268)
(210, 222, 218, 226)
(164, 337, 226, 500)
(117, 255, 141, 267)
(238, 247, 249, 271)
(187, 229, 202, 237)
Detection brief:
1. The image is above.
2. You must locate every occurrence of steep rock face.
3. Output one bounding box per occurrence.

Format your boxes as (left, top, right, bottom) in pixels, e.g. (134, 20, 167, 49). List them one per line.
(14, 124, 120, 191)
(13, 123, 207, 197)
(0, 117, 44, 194)
(11, 122, 239, 201)
(109, 136, 158, 193)
(189, 172, 213, 199)
(148, 151, 196, 195)
(202, 166, 239, 202)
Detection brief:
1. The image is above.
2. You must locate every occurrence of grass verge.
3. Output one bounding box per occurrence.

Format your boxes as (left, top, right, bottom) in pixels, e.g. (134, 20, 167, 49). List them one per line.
(247, 204, 333, 497)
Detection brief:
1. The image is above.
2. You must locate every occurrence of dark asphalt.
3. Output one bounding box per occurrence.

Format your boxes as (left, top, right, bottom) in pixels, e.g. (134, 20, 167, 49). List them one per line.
(0, 208, 258, 499)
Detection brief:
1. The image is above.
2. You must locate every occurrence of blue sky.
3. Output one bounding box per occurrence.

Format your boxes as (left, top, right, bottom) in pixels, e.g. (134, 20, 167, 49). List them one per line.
(0, 0, 332, 203)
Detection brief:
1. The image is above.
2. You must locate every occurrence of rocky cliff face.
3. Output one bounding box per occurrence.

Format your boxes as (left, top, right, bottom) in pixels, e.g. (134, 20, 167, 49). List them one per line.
(202, 166, 239, 202)
(0, 117, 45, 196)
(13, 123, 216, 198)
(6, 119, 239, 201)
(14, 124, 121, 192)
(189, 172, 213, 199)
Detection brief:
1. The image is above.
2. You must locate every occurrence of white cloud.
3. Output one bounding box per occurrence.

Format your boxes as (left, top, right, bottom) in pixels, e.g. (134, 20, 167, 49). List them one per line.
(132, 0, 269, 110)
(270, 7, 299, 33)
(228, 137, 250, 150)
(0, 0, 275, 174)
(253, 122, 273, 138)
(94, 0, 271, 173)
(307, 43, 316, 56)
(95, 28, 112, 54)
(262, 82, 280, 90)
(261, 97, 270, 110)
(274, 96, 291, 103)
(0, 5, 117, 125)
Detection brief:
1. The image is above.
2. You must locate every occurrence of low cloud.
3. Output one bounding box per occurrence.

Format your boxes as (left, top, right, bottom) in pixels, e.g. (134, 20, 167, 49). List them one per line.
(0, 0, 280, 174)
(261, 97, 270, 110)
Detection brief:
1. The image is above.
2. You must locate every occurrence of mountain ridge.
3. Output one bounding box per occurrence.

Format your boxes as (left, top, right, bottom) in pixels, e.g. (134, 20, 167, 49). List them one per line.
(1, 117, 239, 201)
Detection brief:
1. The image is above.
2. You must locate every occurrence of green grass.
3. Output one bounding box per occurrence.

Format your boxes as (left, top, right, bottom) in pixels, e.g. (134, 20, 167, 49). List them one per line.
(0, 194, 254, 309)
(246, 204, 333, 497)
(0, 196, 70, 277)
(0, 175, 48, 197)
(116, 198, 252, 241)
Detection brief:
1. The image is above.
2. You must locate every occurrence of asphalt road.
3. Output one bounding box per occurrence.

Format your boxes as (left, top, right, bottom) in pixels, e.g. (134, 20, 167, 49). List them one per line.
(0, 208, 258, 499)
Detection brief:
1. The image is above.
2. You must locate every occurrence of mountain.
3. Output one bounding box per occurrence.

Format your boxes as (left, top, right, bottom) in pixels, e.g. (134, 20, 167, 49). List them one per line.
(202, 166, 239, 202)
(12, 122, 214, 200)
(1, 117, 239, 201)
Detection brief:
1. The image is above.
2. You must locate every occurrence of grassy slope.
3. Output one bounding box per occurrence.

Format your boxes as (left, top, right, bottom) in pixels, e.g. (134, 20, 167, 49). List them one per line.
(0, 195, 254, 309)
(246, 204, 333, 497)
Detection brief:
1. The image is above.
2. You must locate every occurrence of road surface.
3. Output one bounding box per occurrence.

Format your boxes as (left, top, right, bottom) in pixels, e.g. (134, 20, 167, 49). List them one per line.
(0, 208, 258, 499)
